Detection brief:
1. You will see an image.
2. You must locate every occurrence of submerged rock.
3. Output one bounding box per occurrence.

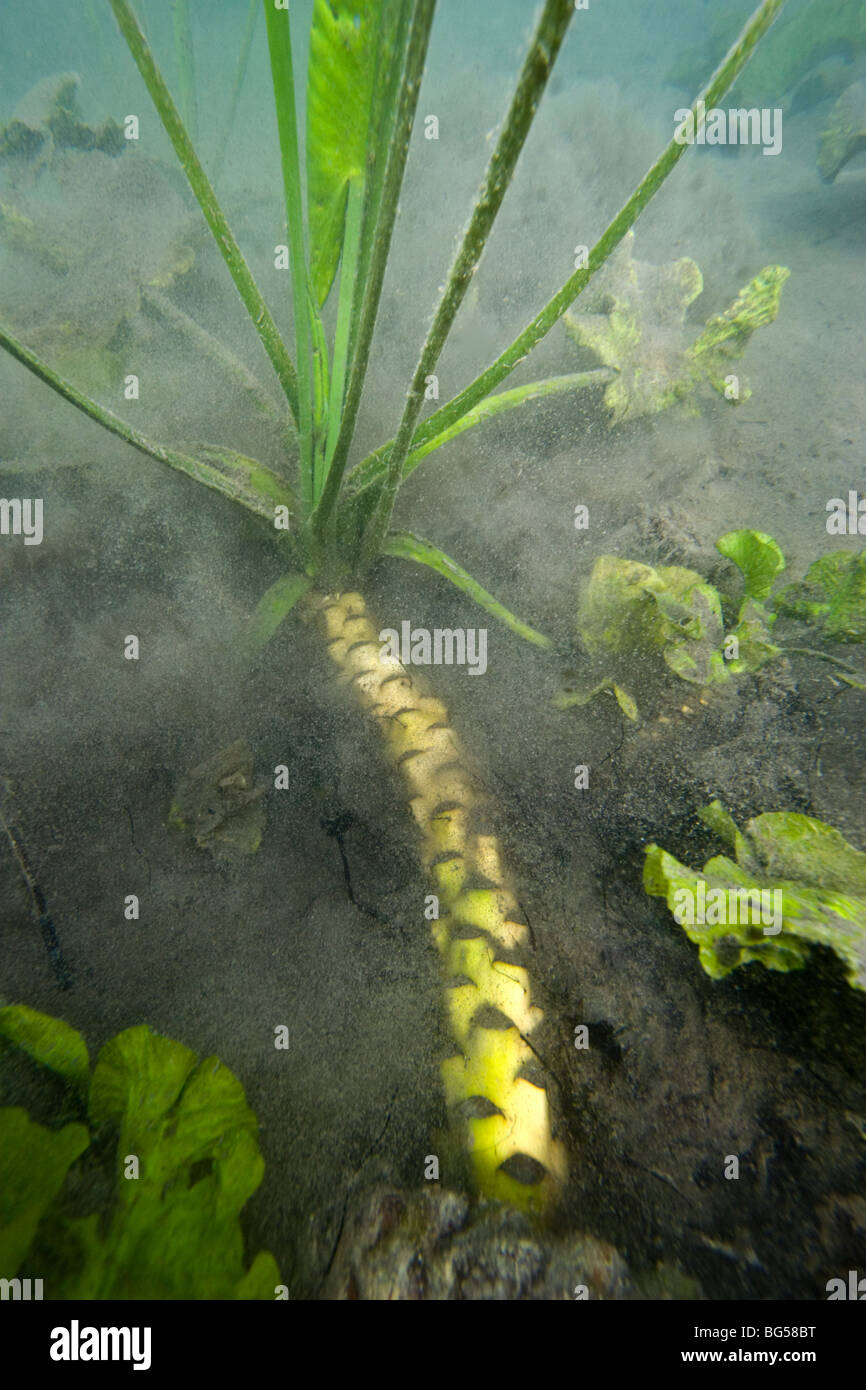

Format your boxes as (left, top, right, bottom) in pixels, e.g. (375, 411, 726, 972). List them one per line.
(323, 1185, 643, 1300)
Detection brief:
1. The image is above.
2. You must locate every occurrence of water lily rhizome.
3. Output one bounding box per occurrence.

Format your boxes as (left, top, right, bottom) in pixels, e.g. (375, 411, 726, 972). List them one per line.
(0, 0, 790, 1241)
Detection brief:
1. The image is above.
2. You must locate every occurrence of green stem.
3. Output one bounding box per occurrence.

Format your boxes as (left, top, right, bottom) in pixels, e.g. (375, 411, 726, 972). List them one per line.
(0, 323, 292, 523)
(359, 0, 575, 573)
(312, 0, 435, 539)
(383, 530, 552, 648)
(263, 0, 315, 514)
(324, 177, 365, 475)
(371, 0, 788, 482)
(783, 647, 866, 677)
(353, 369, 614, 491)
(108, 0, 299, 419)
(171, 0, 197, 143)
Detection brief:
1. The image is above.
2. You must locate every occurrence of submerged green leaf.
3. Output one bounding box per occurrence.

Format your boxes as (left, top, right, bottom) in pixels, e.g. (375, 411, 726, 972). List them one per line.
(81, 1025, 275, 1298)
(577, 555, 730, 685)
(383, 529, 552, 648)
(564, 232, 789, 423)
(716, 529, 786, 602)
(553, 676, 639, 720)
(249, 571, 313, 650)
(0, 1004, 89, 1094)
(306, 0, 379, 306)
(775, 550, 866, 642)
(645, 804, 866, 991)
(688, 265, 790, 401)
(0, 1109, 89, 1277)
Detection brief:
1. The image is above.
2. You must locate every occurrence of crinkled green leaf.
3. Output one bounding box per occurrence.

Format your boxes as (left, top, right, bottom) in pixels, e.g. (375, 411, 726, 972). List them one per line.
(726, 597, 783, 674)
(564, 232, 789, 423)
(80, 1026, 274, 1299)
(306, 0, 380, 306)
(688, 266, 790, 400)
(745, 811, 866, 897)
(0, 1109, 89, 1277)
(577, 556, 730, 685)
(645, 803, 866, 990)
(775, 551, 866, 643)
(716, 529, 786, 602)
(0, 1004, 89, 1094)
(577, 556, 676, 654)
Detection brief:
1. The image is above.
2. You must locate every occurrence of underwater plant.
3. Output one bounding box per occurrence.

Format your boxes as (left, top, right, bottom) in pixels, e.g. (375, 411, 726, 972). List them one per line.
(0, 0, 789, 1215)
(557, 531, 866, 719)
(776, 548, 866, 641)
(563, 232, 789, 425)
(644, 800, 866, 992)
(0, 1004, 279, 1298)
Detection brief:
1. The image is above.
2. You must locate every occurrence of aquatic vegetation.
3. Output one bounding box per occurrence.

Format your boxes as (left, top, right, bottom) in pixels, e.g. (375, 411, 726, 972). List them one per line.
(776, 549, 866, 641)
(0, 0, 787, 1215)
(0, 1004, 279, 1298)
(558, 532, 866, 719)
(644, 800, 866, 992)
(557, 530, 785, 717)
(563, 232, 789, 424)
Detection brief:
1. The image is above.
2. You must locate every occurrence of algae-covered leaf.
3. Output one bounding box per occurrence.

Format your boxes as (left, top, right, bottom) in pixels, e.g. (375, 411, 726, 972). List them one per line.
(553, 676, 639, 720)
(716, 529, 786, 602)
(564, 231, 704, 425)
(688, 266, 790, 402)
(745, 811, 866, 897)
(89, 1025, 197, 1136)
(577, 556, 730, 684)
(658, 575, 728, 686)
(775, 551, 866, 642)
(577, 555, 672, 654)
(306, 0, 381, 306)
(612, 683, 639, 721)
(645, 803, 866, 991)
(80, 1026, 276, 1299)
(169, 739, 266, 858)
(0, 1108, 89, 1277)
(564, 232, 789, 424)
(726, 597, 783, 674)
(0, 1004, 89, 1094)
